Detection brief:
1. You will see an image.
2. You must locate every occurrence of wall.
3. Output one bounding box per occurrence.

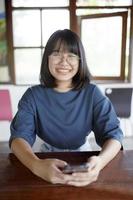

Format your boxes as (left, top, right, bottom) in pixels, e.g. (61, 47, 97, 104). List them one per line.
(0, 85, 28, 141)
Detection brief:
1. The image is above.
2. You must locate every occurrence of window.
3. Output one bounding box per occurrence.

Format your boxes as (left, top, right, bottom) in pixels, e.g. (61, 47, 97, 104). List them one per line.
(3, 0, 133, 84)
(76, 0, 133, 83)
(79, 12, 127, 81)
(8, 0, 69, 84)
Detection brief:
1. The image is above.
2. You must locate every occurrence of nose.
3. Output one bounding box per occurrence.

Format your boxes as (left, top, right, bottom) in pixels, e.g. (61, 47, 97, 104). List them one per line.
(60, 55, 68, 65)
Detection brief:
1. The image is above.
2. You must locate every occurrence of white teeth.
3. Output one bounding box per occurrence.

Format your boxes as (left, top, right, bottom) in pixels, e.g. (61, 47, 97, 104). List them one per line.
(57, 69, 70, 73)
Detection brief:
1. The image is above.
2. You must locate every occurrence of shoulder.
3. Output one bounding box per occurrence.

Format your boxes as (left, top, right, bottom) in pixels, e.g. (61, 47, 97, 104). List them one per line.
(30, 84, 45, 93)
(83, 83, 106, 104)
(20, 84, 46, 102)
(84, 83, 104, 95)
(24, 84, 45, 95)
(18, 85, 47, 110)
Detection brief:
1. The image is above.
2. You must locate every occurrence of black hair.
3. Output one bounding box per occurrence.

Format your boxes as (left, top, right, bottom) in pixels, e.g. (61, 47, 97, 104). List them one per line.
(40, 29, 91, 90)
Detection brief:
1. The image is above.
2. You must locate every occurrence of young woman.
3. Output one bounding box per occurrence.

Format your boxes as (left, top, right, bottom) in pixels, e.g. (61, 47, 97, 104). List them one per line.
(10, 29, 123, 187)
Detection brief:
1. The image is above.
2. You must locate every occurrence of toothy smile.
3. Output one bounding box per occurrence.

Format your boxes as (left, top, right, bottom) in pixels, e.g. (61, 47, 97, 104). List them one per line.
(56, 68, 71, 73)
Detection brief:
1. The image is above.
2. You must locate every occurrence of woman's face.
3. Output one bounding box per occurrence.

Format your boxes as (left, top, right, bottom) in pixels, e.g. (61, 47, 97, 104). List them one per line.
(48, 44, 79, 86)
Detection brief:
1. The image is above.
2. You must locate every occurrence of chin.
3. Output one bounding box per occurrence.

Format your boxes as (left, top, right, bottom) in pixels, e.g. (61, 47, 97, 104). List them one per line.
(55, 75, 73, 81)
(57, 78, 72, 82)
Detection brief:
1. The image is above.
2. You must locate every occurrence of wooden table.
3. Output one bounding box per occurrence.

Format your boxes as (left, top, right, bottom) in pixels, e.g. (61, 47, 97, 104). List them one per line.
(0, 151, 133, 200)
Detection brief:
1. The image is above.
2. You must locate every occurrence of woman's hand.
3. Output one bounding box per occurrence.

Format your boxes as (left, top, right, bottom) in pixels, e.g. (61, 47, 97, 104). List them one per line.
(65, 139, 121, 187)
(65, 156, 102, 187)
(32, 156, 102, 186)
(32, 158, 70, 184)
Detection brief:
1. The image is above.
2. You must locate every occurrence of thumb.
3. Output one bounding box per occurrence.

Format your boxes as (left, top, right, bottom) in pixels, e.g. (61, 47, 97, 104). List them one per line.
(87, 157, 97, 170)
(54, 159, 68, 168)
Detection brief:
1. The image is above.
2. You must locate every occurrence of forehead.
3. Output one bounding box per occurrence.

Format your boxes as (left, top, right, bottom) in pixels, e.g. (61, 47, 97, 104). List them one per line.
(53, 40, 69, 51)
(51, 37, 79, 54)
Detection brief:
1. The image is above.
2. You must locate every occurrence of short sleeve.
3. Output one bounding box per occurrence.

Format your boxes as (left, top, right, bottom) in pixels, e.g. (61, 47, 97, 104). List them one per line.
(92, 86, 123, 147)
(9, 88, 36, 147)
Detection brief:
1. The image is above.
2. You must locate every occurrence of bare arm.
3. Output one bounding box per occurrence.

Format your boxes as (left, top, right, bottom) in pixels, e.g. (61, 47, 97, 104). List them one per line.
(98, 138, 121, 169)
(11, 138, 40, 170)
(11, 138, 68, 184)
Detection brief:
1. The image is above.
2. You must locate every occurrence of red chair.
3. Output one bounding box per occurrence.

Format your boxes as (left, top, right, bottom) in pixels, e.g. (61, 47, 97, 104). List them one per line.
(0, 90, 13, 121)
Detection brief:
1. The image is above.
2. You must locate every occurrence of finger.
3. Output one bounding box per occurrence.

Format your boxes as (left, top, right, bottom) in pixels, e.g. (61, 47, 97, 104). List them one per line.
(61, 173, 86, 183)
(67, 174, 98, 186)
(54, 159, 68, 168)
(50, 176, 67, 184)
(87, 161, 95, 171)
(67, 180, 92, 187)
(72, 174, 97, 182)
(63, 173, 91, 182)
(49, 171, 70, 184)
(52, 159, 68, 173)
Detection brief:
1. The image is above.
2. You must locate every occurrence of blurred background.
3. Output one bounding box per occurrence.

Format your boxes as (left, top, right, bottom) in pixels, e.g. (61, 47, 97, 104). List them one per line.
(0, 0, 133, 152)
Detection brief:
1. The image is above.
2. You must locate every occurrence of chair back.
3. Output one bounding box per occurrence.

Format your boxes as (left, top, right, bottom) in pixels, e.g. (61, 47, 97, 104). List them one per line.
(0, 90, 13, 121)
(105, 88, 132, 118)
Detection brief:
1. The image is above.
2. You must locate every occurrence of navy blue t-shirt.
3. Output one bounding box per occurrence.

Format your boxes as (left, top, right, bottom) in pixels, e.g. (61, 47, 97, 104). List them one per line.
(10, 83, 123, 149)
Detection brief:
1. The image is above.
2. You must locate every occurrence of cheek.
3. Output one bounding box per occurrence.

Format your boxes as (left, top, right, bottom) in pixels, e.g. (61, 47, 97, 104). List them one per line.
(48, 59, 52, 69)
(73, 65, 79, 74)
(48, 60, 55, 74)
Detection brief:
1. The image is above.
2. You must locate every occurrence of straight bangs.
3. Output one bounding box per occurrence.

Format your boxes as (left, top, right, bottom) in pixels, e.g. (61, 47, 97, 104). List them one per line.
(51, 34, 80, 57)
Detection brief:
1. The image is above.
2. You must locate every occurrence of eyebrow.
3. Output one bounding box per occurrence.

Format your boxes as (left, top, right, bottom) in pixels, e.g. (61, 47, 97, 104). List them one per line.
(52, 50, 76, 54)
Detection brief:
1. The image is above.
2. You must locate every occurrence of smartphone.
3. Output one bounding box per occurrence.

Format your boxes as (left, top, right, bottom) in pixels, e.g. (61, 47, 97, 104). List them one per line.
(62, 163, 90, 174)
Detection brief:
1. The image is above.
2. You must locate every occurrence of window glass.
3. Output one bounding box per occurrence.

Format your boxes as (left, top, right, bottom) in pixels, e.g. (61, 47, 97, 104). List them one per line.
(12, 10, 41, 47)
(81, 16, 122, 77)
(76, 0, 132, 6)
(42, 10, 69, 46)
(14, 49, 41, 84)
(77, 8, 127, 16)
(12, 0, 69, 7)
